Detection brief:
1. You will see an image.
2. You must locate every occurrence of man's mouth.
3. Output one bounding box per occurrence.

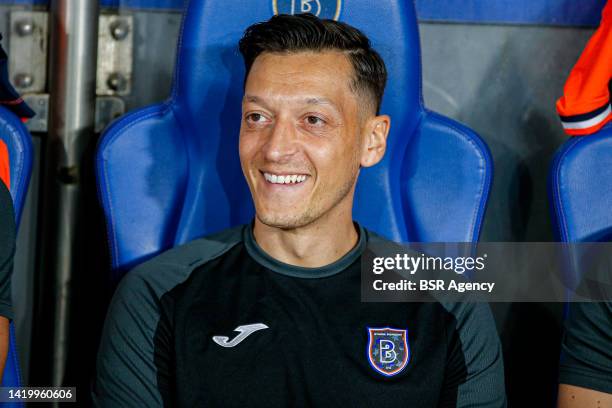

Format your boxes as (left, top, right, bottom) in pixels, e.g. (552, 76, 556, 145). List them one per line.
(262, 172, 308, 185)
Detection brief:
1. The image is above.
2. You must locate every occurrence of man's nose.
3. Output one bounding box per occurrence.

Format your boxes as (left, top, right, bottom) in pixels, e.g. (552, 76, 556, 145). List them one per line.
(262, 118, 298, 163)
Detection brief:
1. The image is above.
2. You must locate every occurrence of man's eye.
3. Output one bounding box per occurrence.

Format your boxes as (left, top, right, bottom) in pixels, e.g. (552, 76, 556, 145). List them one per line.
(246, 113, 265, 123)
(305, 115, 325, 126)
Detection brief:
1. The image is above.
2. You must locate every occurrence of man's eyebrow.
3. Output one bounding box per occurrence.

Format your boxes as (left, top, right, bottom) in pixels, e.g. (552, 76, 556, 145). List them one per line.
(243, 95, 274, 111)
(244, 95, 262, 103)
(243, 95, 340, 111)
(303, 97, 342, 115)
(304, 97, 336, 107)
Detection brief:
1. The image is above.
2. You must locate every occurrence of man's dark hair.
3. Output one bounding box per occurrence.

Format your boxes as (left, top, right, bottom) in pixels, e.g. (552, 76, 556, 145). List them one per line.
(238, 13, 387, 114)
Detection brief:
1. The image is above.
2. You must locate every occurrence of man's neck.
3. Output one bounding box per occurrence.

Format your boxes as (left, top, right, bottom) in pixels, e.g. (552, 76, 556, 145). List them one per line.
(252, 212, 359, 268)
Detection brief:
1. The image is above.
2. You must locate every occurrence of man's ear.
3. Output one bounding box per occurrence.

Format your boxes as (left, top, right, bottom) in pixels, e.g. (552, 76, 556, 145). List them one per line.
(360, 115, 390, 168)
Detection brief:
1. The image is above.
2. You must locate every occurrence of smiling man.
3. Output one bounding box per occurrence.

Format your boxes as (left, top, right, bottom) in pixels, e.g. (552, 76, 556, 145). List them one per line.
(93, 14, 505, 407)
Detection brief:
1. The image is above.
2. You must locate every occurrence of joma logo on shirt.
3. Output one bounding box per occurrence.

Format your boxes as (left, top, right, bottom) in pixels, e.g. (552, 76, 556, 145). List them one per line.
(212, 323, 269, 347)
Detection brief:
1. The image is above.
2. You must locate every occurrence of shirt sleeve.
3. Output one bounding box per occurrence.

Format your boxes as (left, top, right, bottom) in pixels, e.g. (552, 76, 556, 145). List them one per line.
(559, 302, 612, 394)
(440, 302, 507, 408)
(555, 0, 612, 136)
(0, 181, 14, 320)
(92, 235, 237, 407)
(92, 268, 172, 407)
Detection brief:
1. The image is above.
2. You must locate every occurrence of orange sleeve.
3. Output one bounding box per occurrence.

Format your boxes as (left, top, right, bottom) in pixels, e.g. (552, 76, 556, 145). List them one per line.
(556, 0, 612, 136)
(0, 140, 9, 190)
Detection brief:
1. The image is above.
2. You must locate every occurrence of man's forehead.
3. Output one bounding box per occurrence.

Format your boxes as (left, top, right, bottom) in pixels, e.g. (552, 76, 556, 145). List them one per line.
(247, 51, 353, 85)
(244, 51, 355, 107)
(253, 50, 352, 69)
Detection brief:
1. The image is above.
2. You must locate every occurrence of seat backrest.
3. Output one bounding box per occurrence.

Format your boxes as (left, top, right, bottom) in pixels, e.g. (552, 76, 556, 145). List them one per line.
(0, 104, 33, 403)
(96, 0, 492, 278)
(549, 123, 612, 243)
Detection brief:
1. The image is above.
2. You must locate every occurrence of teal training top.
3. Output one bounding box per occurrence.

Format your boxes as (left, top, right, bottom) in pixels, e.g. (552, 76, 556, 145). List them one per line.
(93, 224, 506, 407)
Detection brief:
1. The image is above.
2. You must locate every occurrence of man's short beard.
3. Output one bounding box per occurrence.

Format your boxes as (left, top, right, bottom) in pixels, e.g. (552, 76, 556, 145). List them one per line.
(256, 168, 359, 230)
(256, 210, 318, 230)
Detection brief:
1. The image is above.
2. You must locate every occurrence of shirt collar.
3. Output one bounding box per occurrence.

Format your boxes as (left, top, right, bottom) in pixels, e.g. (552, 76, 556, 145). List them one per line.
(243, 221, 367, 279)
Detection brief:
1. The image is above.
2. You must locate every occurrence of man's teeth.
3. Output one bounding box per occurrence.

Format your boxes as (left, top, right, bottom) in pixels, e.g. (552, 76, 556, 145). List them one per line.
(264, 173, 307, 184)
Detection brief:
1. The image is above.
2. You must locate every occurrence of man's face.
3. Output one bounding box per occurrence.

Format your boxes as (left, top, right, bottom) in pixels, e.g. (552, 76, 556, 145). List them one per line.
(239, 51, 371, 229)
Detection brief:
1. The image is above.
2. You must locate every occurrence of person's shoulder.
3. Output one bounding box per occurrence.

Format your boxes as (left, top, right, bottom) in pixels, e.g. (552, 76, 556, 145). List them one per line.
(139, 224, 244, 269)
(362, 227, 406, 253)
(363, 228, 393, 245)
(439, 301, 502, 373)
(442, 301, 505, 404)
(440, 301, 496, 328)
(118, 224, 245, 300)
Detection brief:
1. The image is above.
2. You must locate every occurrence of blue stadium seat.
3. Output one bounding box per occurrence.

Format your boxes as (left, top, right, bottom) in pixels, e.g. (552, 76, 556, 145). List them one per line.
(96, 0, 493, 279)
(549, 123, 612, 301)
(0, 104, 33, 406)
(549, 123, 612, 243)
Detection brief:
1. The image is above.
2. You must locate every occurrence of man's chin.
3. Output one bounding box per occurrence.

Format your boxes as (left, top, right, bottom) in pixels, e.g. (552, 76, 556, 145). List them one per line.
(255, 211, 315, 230)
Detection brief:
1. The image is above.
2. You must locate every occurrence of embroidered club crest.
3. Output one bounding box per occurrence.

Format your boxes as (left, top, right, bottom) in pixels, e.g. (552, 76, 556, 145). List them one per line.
(367, 327, 410, 377)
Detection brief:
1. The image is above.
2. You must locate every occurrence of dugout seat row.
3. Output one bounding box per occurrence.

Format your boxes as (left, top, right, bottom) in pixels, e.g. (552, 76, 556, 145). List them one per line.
(95, 0, 493, 278)
(96, 0, 610, 278)
(90, 0, 612, 312)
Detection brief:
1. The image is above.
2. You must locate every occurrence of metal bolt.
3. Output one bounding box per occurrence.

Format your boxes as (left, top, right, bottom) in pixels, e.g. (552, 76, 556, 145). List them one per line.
(106, 73, 127, 92)
(15, 20, 34, 36)
(14, 73, 34, 88)
(110, 20, 130, 41)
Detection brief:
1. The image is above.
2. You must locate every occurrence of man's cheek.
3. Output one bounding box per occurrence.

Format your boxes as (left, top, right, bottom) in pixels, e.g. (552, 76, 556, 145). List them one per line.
(239, 140, 258, 167)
